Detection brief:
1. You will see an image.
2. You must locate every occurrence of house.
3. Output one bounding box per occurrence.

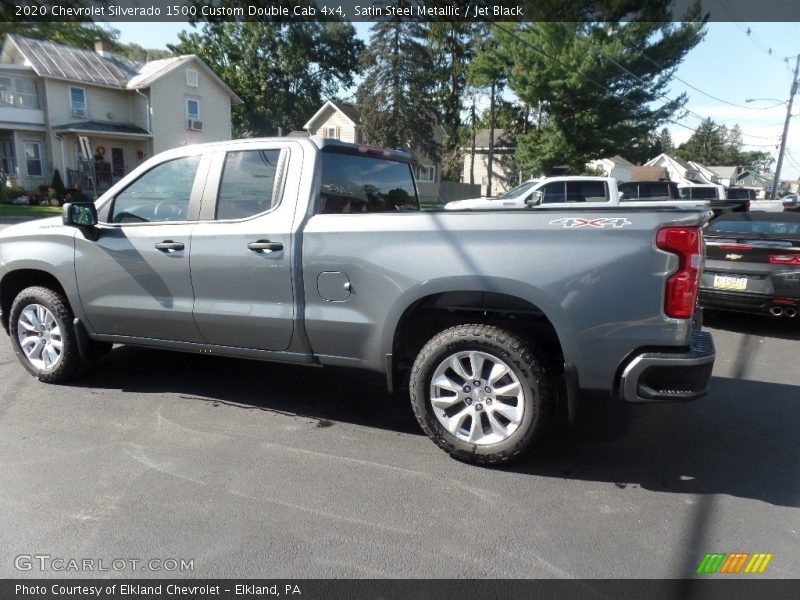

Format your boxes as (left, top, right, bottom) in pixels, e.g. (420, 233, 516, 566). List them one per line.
(302, 100, 446, 203)
(586, 155, 635, 181)
(734, 170, 772, 198)
(699, 165, 741, 187)
(461, 128, 519, 196)
(0, 34, 241, 193)
(644, 153, 706, 183)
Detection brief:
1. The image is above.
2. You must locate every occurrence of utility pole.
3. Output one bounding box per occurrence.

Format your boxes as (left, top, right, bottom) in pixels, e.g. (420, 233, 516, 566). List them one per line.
(771, 54, 799, 199)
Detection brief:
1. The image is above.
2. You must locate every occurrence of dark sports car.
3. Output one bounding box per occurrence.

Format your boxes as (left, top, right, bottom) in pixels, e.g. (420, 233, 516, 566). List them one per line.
(700, 212, 800, 317)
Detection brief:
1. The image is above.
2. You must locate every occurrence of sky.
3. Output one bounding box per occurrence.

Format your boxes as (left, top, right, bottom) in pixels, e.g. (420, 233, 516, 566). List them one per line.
(110, 21, 800, 180)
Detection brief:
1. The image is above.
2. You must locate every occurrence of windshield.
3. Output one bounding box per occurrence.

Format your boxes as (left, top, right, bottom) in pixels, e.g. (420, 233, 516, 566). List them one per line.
(498, 180, 538, 199)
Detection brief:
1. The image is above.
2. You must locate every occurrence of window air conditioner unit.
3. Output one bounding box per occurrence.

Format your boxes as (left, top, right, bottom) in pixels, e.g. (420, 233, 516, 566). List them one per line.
(72, 108, 86, 118)
(188, 119, 203, 131)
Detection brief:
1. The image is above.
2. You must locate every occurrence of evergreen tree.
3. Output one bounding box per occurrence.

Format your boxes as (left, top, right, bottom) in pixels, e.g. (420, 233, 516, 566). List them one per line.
(675, 118, 728, 164)
(469, 28, 510, 196)
(428, 23, 474, 181)
(497, 19, 705, 174)
(658, 128, 674, 153)
(171, 22, 362, 137)
(356, 19, 439, 163)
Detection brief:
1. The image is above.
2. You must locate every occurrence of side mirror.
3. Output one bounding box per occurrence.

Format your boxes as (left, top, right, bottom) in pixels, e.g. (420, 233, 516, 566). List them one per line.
(525, 191, 544, 207)
(63, 202, 98, 228)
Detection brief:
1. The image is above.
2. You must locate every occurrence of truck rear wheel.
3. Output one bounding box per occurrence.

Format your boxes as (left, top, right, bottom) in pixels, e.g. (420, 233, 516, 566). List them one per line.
(409, 324, 555, 465)
(9, 286, 82, 383)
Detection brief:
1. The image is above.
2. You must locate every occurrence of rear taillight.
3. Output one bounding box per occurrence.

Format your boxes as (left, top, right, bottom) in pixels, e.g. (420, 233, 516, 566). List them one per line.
(657, 226, 702, 319)
(769, 254, 800, 265)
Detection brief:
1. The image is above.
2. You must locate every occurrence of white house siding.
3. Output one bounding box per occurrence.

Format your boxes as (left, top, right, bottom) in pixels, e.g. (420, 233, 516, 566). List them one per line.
(11, 129, 47, 191)
(44, 79, 133, 127)
(130, 90, 150, 133)
(148, 62, 232, 155)
(463, 152, 517, 196)
(313, 109, 358, 143)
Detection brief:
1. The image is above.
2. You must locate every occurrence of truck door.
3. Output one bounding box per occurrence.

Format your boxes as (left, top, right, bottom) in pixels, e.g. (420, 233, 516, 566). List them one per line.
(74, 153, 206, 342)
(189, 145, 296, 351)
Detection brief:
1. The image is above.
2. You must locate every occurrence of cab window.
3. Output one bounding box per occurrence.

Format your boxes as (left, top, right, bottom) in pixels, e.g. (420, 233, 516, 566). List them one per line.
(109, 155, 200, 223)
(216, 149, 282, 220)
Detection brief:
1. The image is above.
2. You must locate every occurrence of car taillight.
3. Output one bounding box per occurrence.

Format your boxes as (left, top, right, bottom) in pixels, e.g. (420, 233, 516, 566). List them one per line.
(769, 254, 800, 265)
(656, 226, 702, 319)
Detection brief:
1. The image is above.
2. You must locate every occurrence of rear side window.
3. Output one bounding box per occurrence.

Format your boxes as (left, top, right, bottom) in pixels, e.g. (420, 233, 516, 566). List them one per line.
(708, 219, 800, 236)
(681, 186, 718, 200)
(566, 180, 608, 202)
(216, 149, 282, 220)
(618, 182, 637, 201)
(319, 152, 418, 214)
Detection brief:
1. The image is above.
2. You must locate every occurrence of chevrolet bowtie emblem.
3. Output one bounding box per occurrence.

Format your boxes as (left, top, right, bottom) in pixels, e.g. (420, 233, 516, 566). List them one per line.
(726, 254, 743, 260)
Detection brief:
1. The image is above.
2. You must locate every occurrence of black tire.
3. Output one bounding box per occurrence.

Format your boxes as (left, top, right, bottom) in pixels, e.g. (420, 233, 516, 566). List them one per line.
(409, 324, 556, 465)
(8, 286, 82, 383)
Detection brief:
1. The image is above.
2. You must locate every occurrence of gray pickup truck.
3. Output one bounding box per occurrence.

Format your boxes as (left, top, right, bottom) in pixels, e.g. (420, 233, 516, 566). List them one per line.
(0, 138, 715, 464)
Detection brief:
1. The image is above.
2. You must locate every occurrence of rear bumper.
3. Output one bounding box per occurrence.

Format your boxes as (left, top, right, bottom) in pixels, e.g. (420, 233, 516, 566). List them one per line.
(699, 289, 799, 313)
(620, 331, 715, 403)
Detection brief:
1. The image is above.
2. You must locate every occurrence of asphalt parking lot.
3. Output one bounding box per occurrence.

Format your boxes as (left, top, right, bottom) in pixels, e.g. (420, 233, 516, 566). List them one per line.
(0, 226, 798, 580)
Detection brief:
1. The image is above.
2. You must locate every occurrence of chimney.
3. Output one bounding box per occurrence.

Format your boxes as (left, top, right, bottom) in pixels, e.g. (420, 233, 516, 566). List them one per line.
(94, 40, 112, 59)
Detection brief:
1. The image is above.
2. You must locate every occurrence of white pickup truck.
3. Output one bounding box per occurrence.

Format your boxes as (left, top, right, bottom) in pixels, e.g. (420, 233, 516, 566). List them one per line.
(444, 176, 708, 211)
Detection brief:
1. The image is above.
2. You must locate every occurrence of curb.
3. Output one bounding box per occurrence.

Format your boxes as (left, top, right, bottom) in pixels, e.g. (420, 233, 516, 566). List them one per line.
(0, 215, 55, 224)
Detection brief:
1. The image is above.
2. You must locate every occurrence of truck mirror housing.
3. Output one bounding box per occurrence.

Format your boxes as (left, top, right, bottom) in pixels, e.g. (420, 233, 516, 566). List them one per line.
(63, 202, 98, 228)
(525, 191, 543, 207)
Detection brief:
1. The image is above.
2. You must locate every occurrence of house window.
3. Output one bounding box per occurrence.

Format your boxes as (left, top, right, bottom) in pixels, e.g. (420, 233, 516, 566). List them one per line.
(186, 98, 200, 121)
(186, 69, 199, 87)
(24, 141, 43, 177)
(326, 127, 338, 139)
(0, 76, 39, 109)
(69, 87, 87, 117)
(415, 164, 436, 183)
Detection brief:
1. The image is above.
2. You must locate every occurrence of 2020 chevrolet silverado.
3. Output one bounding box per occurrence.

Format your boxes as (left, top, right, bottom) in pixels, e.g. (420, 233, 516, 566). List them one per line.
(0, 138, 716, 464)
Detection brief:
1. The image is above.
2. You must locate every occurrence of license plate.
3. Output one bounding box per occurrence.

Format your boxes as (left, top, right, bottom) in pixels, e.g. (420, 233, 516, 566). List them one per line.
(713, 274, 747, 290)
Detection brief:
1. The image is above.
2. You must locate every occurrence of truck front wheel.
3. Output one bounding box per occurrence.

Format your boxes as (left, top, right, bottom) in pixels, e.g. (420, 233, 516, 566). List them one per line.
(409, 324, 555, 465)
(9, 286, 82, 383)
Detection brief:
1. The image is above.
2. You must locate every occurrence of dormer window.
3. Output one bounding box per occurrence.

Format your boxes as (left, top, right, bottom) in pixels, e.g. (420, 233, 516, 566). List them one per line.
(186, 69, 198, 87)
(70, 87, 87, 118)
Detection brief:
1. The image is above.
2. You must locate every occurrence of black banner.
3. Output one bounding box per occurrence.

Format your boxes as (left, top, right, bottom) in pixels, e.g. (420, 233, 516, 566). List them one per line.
(3, 0, 800, 23)
(3, 580, 800, 600)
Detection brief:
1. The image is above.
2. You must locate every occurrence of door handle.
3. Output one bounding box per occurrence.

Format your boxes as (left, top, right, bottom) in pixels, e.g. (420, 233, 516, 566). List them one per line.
(248, 240, 283, 253)
(155, 240, 185, 252)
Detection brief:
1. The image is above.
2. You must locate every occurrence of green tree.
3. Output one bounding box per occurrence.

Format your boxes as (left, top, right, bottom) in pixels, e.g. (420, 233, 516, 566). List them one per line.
(428, 23, 474, 181)
(675, 118, 730, 165)
(356, 19, 439, 163)
(114, 43, 173, 62)
(498, 19, 705, 174)
(658, 127, 674, 153)
(469, 28, 510, 195)
(0, 22, 118, 49)
(171, 22, 362, 137)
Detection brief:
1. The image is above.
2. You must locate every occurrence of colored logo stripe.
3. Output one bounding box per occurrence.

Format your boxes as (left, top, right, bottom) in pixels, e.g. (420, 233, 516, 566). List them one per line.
(745, 553, 773, 574)
(696, 552, 773, 574)
(696, 553, 726, 574)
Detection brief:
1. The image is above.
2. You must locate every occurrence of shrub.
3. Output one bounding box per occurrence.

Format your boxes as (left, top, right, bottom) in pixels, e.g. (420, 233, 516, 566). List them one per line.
(1, 185, 26, 204)
(51, 169, 67, 199)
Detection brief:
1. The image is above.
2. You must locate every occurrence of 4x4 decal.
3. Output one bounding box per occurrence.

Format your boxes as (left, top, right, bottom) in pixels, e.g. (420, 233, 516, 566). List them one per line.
(549, 217, 632, 229)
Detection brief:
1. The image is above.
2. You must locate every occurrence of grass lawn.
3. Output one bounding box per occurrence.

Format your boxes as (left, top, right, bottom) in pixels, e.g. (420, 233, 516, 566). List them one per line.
(0, 204, 63, 218)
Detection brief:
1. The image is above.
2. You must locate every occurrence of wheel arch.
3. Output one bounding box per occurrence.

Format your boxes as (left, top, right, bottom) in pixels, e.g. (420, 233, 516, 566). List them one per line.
(382, 277, 578, 392)
(0, 268, 71, 334)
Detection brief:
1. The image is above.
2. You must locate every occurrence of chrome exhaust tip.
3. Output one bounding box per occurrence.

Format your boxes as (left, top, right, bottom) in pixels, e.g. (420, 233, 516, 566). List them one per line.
(785, 307, 798, 318)
(769, 306, 784, 317)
